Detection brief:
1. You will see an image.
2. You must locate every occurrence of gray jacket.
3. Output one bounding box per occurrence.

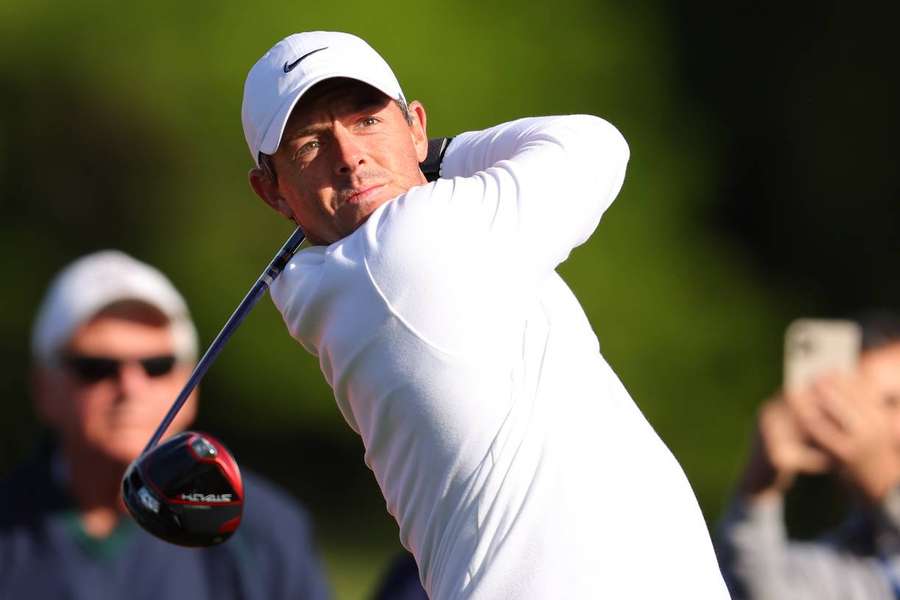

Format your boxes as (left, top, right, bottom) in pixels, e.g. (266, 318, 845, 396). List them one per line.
(717, 492, 900, 599)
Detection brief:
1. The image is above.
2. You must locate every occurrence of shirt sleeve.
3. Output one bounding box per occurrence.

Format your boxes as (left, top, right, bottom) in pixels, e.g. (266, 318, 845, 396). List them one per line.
(437, 115, 629, 279)
(361, 115, 628, 356)
(716, 495, 892, 600)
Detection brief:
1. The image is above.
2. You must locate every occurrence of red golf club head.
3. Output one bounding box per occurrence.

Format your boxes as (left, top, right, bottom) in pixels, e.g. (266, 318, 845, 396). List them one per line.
(122, 431, 244, 547)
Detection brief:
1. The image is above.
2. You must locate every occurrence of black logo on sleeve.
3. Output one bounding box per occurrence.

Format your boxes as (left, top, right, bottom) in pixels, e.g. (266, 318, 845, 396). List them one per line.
(283, 47, 328, 73)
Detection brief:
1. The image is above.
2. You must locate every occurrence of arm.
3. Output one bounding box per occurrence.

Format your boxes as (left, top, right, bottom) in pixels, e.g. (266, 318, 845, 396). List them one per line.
(359, 116, 628, 356)
(438, 115, 629, 278)
(272, 115, 630, 363)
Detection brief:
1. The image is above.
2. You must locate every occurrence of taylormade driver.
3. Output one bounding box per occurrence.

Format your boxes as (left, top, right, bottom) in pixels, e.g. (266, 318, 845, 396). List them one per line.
(122, 431, 243, 546)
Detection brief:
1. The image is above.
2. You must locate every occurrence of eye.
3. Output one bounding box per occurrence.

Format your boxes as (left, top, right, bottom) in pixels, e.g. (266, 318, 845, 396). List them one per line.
(292, 139, 320, 162)
(360, 116, 379, 127)
(298, 140, 320, 155)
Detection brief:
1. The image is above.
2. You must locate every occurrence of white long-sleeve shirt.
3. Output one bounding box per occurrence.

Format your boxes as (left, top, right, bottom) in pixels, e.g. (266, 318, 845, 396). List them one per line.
(271, 115, 730, 599)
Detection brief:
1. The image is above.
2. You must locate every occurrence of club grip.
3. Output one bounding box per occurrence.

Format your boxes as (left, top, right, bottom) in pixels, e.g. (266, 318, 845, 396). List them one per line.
(262, 226, 306, 285)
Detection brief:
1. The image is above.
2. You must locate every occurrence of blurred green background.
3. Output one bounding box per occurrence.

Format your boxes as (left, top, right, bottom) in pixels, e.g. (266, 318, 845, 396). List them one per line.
(1, 1, 898, 597)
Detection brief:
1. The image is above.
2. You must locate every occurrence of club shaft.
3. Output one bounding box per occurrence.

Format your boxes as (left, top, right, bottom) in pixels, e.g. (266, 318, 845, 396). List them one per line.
(143, 227, 306, 453)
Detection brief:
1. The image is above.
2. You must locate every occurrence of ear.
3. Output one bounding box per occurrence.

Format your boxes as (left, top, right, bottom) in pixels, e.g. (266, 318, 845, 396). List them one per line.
(408, 100, 429, 163)
(248, 167, 293, 221)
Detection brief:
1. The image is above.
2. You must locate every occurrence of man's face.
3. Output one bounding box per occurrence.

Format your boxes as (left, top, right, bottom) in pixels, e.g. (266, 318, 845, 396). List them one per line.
(250, 78, 429, 245)
(35, 305, 196, 466)
(859, 342, 900, 440)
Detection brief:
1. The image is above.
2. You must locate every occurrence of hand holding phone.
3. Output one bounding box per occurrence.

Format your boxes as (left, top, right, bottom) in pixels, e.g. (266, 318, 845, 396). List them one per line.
(741, 319, 863, 500)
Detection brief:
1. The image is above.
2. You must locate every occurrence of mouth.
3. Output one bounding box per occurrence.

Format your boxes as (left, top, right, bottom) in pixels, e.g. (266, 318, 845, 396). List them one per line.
(344, 184, 385, 206)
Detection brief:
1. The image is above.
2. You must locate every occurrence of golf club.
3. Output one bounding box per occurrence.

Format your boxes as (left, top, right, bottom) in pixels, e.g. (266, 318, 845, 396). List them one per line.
(122, 138, 451, 547)
(122, 225, 306, 546)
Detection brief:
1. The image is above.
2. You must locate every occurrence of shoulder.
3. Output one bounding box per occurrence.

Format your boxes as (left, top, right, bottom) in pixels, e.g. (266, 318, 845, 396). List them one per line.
(269, 245, 328, 332)
(354, 186, 525, 355)
(363, 177, 515, 278)
(363, 180, 463, 266)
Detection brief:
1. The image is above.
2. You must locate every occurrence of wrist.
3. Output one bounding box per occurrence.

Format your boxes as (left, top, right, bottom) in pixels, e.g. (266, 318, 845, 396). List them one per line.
(738, 436, 795, 499)
(738, 456, 792, 500)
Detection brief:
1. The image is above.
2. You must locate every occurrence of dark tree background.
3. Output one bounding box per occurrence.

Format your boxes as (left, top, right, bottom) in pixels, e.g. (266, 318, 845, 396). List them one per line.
(674, 1, 900, 310)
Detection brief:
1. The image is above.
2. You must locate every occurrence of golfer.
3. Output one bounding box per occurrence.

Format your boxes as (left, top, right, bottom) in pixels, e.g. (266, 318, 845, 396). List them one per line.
(242, 31, 730, 599)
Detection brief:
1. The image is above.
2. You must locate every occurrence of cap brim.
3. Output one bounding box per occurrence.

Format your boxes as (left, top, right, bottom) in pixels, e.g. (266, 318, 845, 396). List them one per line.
(257, 71, 402, 160)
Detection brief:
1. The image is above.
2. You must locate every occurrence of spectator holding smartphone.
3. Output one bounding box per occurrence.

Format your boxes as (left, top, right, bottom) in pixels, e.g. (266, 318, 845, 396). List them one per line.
(718, 313, 900, 599)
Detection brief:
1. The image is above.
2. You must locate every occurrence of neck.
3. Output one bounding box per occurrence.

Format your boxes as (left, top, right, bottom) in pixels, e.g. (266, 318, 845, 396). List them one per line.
(59, 442, 128, 538)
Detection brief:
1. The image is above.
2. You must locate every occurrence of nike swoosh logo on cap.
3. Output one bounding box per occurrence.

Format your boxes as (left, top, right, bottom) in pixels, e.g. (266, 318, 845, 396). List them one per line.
(283, 47, 328, 73)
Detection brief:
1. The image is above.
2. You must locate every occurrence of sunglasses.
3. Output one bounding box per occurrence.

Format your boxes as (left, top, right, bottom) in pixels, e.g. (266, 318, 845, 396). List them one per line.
(62, 354, 178, 383)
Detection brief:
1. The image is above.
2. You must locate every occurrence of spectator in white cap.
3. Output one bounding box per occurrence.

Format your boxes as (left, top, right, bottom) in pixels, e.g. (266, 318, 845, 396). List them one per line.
(0, 250, 331, 600)
(30, 250, 201, 478)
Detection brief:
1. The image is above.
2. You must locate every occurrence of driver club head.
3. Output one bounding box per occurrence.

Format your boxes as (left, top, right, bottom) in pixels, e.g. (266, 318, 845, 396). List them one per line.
(122, 431, 244, 547)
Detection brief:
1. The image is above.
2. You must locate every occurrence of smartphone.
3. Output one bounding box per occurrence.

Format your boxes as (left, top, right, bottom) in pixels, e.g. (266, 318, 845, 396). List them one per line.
(783, 318, 862, 392)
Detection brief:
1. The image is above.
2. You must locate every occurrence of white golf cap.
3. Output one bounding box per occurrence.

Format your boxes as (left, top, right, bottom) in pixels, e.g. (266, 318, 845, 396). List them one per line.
(241, 31, 405, 165)
(31, 251, 198, 364)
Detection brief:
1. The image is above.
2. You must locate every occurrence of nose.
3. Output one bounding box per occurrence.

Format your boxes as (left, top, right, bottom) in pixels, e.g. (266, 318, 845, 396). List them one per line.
(332, 124, 366, 176)
(117, 360, 152, 397)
